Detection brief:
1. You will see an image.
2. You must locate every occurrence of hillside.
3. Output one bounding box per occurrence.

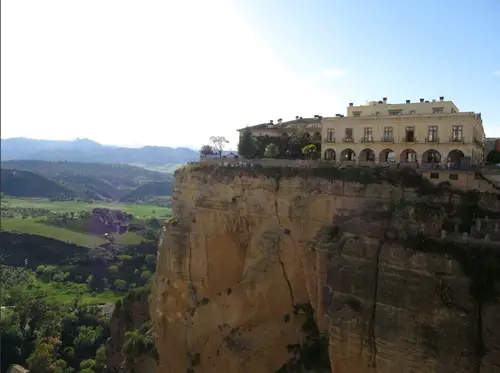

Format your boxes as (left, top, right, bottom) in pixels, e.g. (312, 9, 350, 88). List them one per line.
(120, 182, 173, 203)
(1, 169, 75, 198)
(1, 160, 174, 200)
(1, 137, 199, 166)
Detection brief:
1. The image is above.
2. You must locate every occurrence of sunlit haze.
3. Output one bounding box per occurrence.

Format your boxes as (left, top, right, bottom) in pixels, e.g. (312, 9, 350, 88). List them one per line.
(2, 0, 499, 149)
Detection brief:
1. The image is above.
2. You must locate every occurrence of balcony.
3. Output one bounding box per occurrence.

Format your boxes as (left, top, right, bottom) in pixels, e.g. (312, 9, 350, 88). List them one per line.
(361, 137, 374, 143)
(324, 138, 336, 143)
(425, 136, 440, 143)
(380, 136, 394, 143)
(342, 137, 354, 143)
(401, 137, 418, 143)
(450, 136, 464, 143)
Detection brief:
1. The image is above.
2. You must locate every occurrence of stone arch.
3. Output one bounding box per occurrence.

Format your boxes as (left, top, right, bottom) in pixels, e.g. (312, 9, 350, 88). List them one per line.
(422, 149, 442, 164)
(447, 149, 465, 168)
(324, 148, 336, 160)
(359, 148, 376, 162)
(340, 148, 356, 161)
(486, 149, 500, 164)
(379, 148, 395, 163)
(400, 149, 417, 163)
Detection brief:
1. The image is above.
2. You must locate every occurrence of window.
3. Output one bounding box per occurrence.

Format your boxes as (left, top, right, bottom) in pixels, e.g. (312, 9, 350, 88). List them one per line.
(383, 127, 393, 142)
(363, 127, 373, 142)
(326, 129, 335, 142)
(449, 173, 458, 181)
(375, 112, 380, 116)
(430, 172, 439, 179)
(344, 128, 353, 142)
(433, 107, 444, 114)
(353, 111, 361, 117)
(389, 110, 401, 116)
(452, 125, 463, 141)
(427, 126, 438, 142)
(409, 110, 416, 115)
(405, 127, 415, 142)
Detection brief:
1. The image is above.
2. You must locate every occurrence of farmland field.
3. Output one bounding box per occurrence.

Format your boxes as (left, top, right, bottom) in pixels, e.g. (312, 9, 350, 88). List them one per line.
(2, 196, 172, 217)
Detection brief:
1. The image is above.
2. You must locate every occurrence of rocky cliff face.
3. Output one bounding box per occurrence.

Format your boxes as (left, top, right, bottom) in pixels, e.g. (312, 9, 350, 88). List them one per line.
(151, 165, 500, 373)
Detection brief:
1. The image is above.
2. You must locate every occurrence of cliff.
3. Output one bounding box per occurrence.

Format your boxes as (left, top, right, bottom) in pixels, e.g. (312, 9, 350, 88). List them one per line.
(106, 287, 158, 373)
(151, 164, 500, 373)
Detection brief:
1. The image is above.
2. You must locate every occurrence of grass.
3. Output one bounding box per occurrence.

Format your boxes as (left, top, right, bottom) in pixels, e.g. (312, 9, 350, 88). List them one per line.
(23, 281, 124, 305)
(2, 197, 172, 218)
(1, 217, 144, 247)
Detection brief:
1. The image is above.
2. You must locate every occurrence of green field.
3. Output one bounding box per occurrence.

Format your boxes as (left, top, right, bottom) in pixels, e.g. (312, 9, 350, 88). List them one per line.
(2, 197, 172, 217)
(1, 217, 143, 247)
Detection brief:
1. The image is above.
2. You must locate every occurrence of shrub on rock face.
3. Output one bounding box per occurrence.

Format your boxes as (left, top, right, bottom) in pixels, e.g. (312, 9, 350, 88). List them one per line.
(264, 143, 280, 158)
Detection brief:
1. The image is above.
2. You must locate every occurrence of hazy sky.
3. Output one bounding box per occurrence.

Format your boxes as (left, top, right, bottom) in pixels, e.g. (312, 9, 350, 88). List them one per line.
(2, 0, 499, 149)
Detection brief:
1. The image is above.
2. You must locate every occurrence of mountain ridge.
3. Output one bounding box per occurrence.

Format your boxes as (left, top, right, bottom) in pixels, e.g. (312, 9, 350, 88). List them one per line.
(1, 137, 199, 166)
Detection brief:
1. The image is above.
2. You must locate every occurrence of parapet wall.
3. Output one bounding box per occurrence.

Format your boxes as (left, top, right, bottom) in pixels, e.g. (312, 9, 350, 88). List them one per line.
(195, 158, 500, 193)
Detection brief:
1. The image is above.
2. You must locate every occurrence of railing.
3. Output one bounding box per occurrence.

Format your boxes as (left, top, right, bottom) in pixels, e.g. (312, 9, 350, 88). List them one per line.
(425, 136, 439, 143)
(342, 137, 354, 143)
(324, 138, 336, 143)
(380, 137, 394, 143)
(400, 137, 418, 143)
(360, 137, 374, 143)
(450, 136, 464, 143)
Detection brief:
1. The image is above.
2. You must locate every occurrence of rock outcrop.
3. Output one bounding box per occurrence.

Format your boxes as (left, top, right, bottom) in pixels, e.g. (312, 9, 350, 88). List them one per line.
(151, 165, 500, 372)
(106, 286, 158, 373)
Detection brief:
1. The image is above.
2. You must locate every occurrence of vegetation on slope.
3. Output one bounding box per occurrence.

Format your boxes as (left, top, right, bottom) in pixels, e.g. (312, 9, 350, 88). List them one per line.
(1, 160, 174, 201)
(1, 169, 76, 198)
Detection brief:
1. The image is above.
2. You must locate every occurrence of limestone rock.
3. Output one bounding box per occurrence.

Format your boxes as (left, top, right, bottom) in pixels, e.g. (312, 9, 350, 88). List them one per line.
(152, 165, 500, 372)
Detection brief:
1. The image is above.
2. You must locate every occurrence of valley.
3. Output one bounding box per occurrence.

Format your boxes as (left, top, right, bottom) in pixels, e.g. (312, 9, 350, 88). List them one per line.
(0, 156, 174, 373)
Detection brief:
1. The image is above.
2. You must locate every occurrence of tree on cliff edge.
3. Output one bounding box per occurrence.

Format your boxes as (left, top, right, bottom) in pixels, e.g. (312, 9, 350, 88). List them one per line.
(209, 136, 229, 157)
(237, 128, 258, 159)
(264, 143, 280, 158)
(200, 145, 214, 157)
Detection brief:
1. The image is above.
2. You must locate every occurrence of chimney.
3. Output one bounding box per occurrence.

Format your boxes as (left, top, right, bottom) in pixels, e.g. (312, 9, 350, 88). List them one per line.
(299, 116, 303, 120)
(425, 100, 429, 103)
(295, 116, 299, 120)
(439, 96, 444, 101)
(335, 114, 341, 117)
(420, 98, 424, 103)
(378, 100, 383, 104)
(406, 99, 411, 103)
(277, 118, 282, 124)
(349, 102, 354, 107)
(383, 97, 387, 103)
(270, 120, 273, 124)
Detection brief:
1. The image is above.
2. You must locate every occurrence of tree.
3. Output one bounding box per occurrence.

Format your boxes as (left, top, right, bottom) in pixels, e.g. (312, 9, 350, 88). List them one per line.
(302, 144, 317, 160)
(27, 343, 55, 373)
(264, 143, 280, 158)
(209, 136, 229, 157)
(237, 129, 258, 159)
(486, 149, 500, 164)
(199, 145, 214, 157)
(114, 279, 128, 291)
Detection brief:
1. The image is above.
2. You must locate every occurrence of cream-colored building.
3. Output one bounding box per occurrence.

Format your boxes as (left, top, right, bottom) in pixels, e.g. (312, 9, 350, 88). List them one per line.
(321, 97, 485, 167)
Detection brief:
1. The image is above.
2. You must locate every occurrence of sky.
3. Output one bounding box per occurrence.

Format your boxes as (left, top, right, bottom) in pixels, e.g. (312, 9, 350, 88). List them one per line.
(2, 0, 499, 149)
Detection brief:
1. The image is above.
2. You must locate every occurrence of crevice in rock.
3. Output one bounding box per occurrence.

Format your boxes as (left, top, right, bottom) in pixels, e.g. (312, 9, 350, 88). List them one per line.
(475, 301, 485, 373)
(274, 195, 295, 307)
(367, 240, 382, 369)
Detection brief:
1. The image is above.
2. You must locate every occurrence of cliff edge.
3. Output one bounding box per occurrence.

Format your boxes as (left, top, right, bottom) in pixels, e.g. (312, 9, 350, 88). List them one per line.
(151, 164, 500, 373)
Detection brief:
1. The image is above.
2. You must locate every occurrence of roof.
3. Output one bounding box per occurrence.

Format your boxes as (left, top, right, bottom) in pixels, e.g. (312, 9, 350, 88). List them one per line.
(237, 117, 322, 132)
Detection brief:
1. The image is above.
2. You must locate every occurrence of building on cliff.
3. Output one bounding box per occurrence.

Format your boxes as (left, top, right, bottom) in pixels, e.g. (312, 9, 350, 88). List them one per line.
(322, 97, 485, 168)
(238, 97, 485, 169)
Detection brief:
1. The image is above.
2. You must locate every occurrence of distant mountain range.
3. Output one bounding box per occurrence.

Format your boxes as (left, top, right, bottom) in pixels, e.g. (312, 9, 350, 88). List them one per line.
(1, 137, 199, 166)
